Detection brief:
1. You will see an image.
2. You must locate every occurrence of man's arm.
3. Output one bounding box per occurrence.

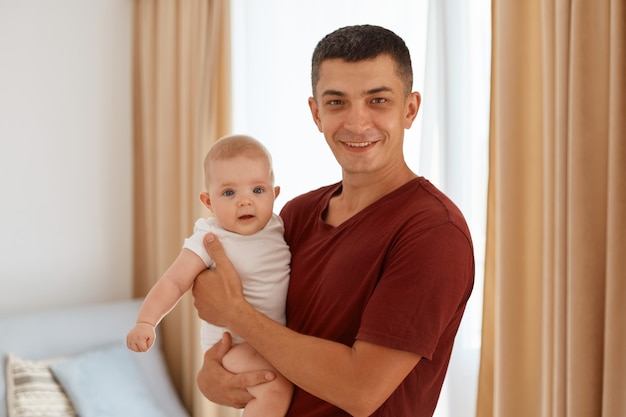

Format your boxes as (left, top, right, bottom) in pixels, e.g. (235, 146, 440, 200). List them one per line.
(192, 234, 421, 417)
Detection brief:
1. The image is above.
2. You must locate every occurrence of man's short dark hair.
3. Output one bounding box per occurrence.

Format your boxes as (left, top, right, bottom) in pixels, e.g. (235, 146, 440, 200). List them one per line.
(311, 24, 414, 97)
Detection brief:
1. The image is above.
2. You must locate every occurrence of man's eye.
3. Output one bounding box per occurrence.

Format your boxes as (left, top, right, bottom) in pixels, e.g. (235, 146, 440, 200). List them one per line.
(222, 190, 235, 197)
(371, 97, 387, 104)
(253, 187, 264, 194)
(328, 99, 343, 106)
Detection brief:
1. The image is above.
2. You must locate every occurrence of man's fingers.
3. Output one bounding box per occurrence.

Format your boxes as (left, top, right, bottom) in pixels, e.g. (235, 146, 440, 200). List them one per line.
(238, 369, 276, 388)
(209, 333, 275, 388)
(214, 333, 233, 359)
(196, 332, 272, 408)
(203, 233, 232, 267)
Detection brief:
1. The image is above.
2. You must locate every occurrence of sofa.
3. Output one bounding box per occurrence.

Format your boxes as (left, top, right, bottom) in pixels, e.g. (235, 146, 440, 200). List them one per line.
(0, 299, 190, 417)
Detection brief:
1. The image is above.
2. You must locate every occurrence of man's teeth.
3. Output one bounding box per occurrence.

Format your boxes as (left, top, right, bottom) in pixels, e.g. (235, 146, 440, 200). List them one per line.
(346, 142, 371, 147)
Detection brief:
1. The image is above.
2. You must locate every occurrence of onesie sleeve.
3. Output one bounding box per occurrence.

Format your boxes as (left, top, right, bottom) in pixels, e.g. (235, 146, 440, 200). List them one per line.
(182, 218, 214, 268)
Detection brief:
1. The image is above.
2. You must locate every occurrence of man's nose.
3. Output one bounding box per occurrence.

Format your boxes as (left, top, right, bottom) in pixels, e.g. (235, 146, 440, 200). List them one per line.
(344, 103, 371, 133)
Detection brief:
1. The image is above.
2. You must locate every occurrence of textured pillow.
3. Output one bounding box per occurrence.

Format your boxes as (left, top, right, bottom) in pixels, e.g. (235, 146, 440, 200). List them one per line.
(49, 344, 167, 417)
(5, 354, 77, 417)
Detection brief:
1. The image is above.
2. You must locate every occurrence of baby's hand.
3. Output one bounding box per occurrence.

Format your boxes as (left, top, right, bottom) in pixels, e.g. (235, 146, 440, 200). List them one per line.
(126, 323, 156, 352)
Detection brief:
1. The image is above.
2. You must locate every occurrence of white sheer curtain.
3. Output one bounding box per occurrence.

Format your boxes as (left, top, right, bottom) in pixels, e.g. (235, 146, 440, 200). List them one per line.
(230, 2, 490, 416)
(420, 1, 491, 416)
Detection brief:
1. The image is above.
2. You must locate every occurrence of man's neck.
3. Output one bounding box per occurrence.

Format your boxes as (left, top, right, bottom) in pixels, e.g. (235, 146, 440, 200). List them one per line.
(324, 167, 416, 227)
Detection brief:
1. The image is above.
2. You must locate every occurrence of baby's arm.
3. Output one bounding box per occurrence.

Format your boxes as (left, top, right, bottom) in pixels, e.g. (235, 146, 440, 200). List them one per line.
(127, 248, 207, 352)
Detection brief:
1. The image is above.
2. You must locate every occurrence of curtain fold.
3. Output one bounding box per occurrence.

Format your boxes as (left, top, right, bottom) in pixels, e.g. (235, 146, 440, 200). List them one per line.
(477, 0, 626, 416)
(132, 1, 234, 416)
(603, 2, 626, 416)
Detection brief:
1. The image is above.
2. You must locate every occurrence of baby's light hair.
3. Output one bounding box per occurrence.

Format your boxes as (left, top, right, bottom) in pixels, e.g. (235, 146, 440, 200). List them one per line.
(204, 134, 275, 189)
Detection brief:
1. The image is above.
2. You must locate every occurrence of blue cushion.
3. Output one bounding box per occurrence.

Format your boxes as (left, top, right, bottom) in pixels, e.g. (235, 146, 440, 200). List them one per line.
(50, 344, 167, 417)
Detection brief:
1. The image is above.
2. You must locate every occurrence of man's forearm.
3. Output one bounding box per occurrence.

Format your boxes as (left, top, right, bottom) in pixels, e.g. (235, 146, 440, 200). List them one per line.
(226, 299, 420, 417)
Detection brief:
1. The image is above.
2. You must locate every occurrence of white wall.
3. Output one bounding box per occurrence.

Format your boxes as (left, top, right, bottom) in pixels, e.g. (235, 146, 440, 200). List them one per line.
(0, 0, 133, 314)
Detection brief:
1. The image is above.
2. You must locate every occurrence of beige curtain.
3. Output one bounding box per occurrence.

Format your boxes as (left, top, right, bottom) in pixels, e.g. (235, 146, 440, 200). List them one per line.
(477, 0, 625, 416)
(132, 1, 236, 416)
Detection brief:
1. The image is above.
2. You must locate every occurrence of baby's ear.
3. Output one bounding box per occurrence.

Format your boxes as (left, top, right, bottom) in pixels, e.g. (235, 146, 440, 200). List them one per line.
(199, 192, 212, 211)
(274, 186, 281, 198)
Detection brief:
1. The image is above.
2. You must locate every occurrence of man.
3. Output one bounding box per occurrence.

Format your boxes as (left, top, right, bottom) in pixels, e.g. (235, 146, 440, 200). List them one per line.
(193, 24, 474, 417)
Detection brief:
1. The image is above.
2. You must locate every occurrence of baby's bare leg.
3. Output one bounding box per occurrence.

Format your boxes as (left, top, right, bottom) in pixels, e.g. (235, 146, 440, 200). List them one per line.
(222, 342, 293, 417)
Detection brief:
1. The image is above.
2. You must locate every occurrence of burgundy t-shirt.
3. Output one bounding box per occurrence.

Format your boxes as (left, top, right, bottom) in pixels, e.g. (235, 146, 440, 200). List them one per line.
(280, 177, 474, 417)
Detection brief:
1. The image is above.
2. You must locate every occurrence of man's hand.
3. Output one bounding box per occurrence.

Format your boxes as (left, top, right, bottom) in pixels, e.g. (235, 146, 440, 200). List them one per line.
(192, 233, 245, 327)
(196, 331, 276, 407)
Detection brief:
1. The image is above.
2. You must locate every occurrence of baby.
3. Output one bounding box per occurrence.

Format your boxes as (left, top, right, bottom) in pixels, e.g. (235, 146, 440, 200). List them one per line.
(127, 134, 292, 416)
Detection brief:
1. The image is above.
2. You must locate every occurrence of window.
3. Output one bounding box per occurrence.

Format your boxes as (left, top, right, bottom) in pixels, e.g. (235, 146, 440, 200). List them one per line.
(231, 2, 490, 415)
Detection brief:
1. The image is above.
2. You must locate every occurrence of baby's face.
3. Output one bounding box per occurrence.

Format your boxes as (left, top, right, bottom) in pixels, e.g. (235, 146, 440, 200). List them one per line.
(204, 155, 277, 235)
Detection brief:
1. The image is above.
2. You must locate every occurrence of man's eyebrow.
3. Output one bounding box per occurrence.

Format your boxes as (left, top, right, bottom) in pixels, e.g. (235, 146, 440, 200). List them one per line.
(320, 86, 394, 97)
(365, 86, 394, 95)
(320, 89, 345, 97)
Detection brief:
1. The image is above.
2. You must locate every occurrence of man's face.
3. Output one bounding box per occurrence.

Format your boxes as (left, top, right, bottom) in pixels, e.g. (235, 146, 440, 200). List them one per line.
(308, 55, 420, 179)
(202, 155, 277, 236)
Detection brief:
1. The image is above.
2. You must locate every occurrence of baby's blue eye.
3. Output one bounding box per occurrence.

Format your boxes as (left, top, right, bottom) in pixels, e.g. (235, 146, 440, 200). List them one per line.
(253, 187, 264, 194)
(223, 190, 235, 197)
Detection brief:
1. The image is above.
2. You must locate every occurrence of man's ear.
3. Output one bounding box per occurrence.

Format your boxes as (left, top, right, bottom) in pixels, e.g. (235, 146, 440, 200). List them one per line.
(308, 97, 323, 132)
(274, 186, 281, 199)
(404, 91, 421, 129)
(199, 192, 212, 211)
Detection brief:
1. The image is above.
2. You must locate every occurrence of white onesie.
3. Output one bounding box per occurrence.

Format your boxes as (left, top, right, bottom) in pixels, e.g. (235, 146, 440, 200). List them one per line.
(183, 214, 291, 349)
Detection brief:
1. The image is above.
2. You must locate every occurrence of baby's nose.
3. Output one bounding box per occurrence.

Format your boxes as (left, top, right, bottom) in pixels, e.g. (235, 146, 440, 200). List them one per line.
(238, 198, 252, 206)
